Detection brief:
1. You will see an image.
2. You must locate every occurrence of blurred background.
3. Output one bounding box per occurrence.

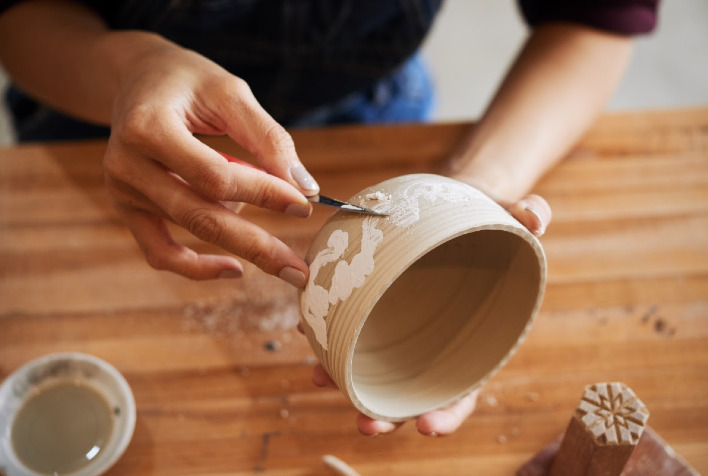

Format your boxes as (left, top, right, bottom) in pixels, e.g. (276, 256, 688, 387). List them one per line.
(0, 0, 706, 145)
(420, 0, 708, 121)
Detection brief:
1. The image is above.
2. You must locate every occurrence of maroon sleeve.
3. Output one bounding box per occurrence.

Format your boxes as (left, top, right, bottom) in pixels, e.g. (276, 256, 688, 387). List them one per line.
(518, 0, 660, 35)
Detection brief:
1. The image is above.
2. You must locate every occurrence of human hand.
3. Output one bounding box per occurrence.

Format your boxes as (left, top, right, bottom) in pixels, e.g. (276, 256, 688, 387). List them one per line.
(504, 194, 552, 237)
(476, 189, 552, 238)
(102, 34, 319, 286)
(444, 172, 552, 237)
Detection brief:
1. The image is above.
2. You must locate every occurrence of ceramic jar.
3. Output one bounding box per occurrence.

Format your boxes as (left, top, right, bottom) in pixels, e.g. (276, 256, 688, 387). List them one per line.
(299, 174, 546, 422)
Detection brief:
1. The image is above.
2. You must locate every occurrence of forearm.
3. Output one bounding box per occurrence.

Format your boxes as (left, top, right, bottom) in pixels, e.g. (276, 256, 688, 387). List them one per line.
(446, 23, 633, 203)
(0, 0, 173, 125)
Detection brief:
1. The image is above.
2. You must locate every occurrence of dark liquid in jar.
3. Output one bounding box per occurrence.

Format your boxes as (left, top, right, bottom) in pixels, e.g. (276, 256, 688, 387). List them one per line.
(11, 381, 114, 475)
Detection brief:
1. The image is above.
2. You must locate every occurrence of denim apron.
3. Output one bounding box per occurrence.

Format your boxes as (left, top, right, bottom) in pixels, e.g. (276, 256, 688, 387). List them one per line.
(6, 0, 442, 142)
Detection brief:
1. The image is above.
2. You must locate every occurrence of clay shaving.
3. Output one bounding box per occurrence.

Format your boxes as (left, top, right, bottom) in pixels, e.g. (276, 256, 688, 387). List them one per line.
(182, 271, 300, 334)
(364, 191, 391, 201)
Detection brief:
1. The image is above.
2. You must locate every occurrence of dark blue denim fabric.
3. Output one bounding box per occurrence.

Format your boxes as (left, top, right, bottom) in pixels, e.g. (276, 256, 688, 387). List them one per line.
(6, 0, 442, 142)
(289, 52, 434, 128)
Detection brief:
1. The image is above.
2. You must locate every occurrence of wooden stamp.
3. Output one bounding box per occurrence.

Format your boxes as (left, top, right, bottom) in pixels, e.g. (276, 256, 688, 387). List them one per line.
(518, 382, 699, 476)
(549, 382, 649, 475)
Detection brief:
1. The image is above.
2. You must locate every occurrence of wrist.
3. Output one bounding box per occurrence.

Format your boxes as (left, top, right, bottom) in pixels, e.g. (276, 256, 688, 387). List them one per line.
(444, 152, 532, 206)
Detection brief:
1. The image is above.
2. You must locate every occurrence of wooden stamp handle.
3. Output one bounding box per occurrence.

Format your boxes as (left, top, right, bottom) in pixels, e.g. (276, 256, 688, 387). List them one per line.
(549, 382, 649, 476)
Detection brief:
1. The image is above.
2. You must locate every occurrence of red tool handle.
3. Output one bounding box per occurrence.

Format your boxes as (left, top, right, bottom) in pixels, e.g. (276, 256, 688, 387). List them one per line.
(218, 151, 263, 171)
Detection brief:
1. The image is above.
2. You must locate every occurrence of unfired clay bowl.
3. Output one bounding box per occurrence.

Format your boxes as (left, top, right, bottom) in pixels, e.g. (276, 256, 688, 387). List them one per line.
(299, 174, 546, 422)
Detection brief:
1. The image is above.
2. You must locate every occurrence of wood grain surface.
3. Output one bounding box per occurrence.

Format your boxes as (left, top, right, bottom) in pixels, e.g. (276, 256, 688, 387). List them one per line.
(1, 108, 707, 475)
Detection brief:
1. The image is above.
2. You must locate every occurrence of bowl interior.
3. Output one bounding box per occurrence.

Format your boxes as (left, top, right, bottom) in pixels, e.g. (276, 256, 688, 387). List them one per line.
(351, 229, 541, 419)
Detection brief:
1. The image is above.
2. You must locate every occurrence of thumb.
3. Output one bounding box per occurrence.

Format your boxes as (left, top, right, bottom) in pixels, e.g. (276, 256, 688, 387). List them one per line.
(507, 194, 552, 236)
(211, 77, 320, 196)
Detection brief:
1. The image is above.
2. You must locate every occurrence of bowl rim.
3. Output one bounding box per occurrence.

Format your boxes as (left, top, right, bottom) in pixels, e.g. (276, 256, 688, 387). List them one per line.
(0, 352, 136, 476)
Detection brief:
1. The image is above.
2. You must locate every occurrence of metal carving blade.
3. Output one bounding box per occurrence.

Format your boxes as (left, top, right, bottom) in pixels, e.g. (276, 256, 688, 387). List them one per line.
(308, 195, 387, 216)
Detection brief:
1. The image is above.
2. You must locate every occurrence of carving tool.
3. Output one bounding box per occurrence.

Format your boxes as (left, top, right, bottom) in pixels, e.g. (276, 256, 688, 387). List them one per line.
(219, 152, 386, 216)
(306, 194, 387, 216)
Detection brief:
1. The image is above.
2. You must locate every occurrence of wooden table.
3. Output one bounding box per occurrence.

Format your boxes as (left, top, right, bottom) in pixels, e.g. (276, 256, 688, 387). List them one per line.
(1, 108, 707, 475)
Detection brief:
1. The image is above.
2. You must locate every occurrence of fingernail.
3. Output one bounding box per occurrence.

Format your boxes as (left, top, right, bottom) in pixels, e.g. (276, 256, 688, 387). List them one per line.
(525, 206, 546, 236)
(377, 421, 397, 433)
(428, 432, 439, 437)
(279, 266, 307, 288)
(291, 164, 319, 194)
(219, 269, 242, 279)
(285, 202, 312, 218)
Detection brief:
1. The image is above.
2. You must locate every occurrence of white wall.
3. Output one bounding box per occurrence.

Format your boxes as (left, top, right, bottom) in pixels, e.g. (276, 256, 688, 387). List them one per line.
(421, 0, 708, 121)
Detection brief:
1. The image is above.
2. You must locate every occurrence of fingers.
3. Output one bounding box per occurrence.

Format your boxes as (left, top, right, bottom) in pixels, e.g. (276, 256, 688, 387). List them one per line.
(311, 364, 335, 387)
(156, 179, 307, 284)
(112, 114, 314, 216)
(106, 116, 312, 284)
(107, 148, 309, 286)
(416, 390, 480, 436)
(309, 364, 404, 435)
(445, 173, 551, 236)
(117, 206, 244, 280)
(207, 77, 320, 196)
(507, 194, 552, 236)
(107, 167, 253, 280)
(356, 414, 402, 436)
(105, 173, 167, 219)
